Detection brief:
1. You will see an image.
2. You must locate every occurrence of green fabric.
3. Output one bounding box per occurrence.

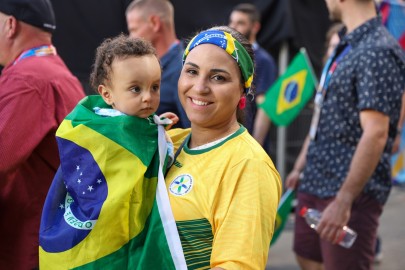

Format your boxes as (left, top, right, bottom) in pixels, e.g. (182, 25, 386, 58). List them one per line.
(271, 189, 295, 245)
(176, 218, 213, 270)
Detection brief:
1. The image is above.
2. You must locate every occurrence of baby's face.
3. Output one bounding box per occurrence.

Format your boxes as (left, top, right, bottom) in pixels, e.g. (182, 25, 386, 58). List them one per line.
(102, 55, 161, 118)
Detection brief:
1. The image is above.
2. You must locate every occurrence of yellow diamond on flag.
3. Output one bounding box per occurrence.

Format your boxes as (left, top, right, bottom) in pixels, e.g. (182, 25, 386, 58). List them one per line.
(276, 70, 307, 115)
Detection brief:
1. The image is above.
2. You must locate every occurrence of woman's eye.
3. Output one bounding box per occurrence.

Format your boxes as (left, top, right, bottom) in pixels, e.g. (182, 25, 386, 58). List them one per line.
(212, 75, 225, 81)
(186, 69, 197, 75)
(130, 86, 141, 93)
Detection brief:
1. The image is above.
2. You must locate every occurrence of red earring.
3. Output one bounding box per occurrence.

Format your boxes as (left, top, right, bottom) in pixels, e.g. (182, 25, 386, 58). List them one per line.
(238, 96, 246, 109)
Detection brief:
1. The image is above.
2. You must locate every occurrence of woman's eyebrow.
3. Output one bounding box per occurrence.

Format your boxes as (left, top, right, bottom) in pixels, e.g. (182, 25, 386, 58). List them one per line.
(184, 62, 199, 68)
(211, 68, 230, 75)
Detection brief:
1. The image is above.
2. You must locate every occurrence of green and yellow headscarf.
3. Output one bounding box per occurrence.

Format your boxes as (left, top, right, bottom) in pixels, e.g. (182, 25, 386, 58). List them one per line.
(183, 29, 254, 94)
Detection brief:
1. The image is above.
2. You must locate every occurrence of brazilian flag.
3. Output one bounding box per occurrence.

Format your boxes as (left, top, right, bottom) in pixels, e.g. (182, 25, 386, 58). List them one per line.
(260, 49, 317, 126)
(271, 189, 295, 245)
(39, 96, 187, 269)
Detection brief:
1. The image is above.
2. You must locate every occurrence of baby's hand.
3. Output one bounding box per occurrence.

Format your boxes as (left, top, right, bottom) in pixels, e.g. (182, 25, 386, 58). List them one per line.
(159, 112, 179, 130)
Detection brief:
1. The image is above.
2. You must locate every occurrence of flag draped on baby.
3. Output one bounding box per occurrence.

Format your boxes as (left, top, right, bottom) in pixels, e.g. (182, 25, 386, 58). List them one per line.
(39, 95, 186, 269)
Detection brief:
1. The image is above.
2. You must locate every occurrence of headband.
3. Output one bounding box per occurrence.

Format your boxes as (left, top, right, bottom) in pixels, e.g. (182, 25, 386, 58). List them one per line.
(183, 30, 254, 94)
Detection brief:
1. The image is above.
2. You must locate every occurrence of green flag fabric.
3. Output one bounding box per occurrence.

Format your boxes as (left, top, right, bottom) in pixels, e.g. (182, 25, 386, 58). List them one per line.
(260, 50, 316, 126)
(271, 188, 295, 245)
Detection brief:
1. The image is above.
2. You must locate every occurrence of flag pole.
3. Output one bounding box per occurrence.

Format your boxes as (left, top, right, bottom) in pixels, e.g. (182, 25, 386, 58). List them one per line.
(300, 47, 319, 86)
(277, 41, 289, 182)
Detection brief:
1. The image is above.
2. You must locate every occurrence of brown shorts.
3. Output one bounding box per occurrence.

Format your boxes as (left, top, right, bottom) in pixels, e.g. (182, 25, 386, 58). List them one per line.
(293, 192, 383, 270)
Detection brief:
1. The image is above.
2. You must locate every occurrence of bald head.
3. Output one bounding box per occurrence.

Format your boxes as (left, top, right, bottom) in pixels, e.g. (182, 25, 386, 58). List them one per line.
(126, 0, 174, 27)
(126, 0, 178, 57)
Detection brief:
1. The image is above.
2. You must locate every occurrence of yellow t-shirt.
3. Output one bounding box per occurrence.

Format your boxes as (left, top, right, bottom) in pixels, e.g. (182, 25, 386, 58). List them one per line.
(166, 126, 282, 270)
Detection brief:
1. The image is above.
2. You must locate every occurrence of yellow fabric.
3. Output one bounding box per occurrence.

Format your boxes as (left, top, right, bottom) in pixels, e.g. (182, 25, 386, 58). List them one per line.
(224, 32, 236, 55)
(166, 127, 281, 270)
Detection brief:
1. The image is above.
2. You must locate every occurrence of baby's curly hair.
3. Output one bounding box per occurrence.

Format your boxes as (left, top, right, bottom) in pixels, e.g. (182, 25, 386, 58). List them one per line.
(90, 34, 158, 91)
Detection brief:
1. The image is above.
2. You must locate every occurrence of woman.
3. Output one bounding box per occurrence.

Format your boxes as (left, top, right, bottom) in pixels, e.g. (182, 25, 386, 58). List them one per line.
(165, 26, 282, 270)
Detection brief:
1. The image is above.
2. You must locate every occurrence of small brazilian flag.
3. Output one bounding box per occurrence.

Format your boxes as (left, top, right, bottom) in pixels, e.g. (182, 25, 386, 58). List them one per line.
(260, 49, 317, 126)
(271, 188, 295, 245)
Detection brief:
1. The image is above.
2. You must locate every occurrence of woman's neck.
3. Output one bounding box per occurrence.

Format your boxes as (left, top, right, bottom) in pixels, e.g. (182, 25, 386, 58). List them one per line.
(189, 120, 240, 149)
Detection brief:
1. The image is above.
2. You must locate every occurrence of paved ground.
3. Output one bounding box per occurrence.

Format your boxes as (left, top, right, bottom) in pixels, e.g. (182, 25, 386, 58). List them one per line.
(265, 186, 405, 270)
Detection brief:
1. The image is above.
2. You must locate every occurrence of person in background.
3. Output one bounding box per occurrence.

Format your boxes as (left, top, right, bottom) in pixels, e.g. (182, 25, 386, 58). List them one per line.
(165, 26, 281, 269)
(0, 0, 85, 269)
(126, 0, 190, 128)
(229, 3, 277, 148)
(285, 0, 405, 269)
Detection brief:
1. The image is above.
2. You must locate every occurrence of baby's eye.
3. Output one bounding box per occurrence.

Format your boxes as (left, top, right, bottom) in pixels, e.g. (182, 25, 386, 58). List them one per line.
(130, 86, 141, 93)
(152, 84, 160, 92)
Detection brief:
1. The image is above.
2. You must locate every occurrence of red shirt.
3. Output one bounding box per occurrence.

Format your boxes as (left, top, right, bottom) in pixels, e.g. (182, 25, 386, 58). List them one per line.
(0, 50, 85, 270)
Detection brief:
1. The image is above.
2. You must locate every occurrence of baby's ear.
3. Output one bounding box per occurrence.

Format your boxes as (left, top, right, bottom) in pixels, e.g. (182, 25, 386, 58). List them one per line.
(98, 85, 113, 105)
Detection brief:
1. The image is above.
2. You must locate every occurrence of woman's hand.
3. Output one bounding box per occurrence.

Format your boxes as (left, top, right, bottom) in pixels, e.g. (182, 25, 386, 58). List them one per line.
(160, 112, 179, 130)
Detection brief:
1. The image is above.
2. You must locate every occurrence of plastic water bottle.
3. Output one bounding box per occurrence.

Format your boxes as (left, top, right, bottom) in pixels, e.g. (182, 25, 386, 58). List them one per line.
(299, 207, 357, 248)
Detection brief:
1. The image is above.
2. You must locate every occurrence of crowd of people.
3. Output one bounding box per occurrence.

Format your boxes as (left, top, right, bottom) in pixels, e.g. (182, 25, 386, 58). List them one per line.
(1, 0, 404, 269)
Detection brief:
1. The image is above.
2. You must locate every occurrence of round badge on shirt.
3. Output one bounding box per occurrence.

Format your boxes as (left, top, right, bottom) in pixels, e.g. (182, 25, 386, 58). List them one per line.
(169, 174, 193, 196)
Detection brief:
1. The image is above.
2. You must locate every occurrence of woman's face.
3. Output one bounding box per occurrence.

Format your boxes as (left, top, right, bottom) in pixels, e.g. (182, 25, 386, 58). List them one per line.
(178, 44, 244, 129)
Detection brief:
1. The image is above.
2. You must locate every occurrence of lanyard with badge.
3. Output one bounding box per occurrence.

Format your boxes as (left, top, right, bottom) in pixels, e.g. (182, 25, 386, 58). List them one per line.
(12, 45, 56, 65)
(309, 44, 352, 140)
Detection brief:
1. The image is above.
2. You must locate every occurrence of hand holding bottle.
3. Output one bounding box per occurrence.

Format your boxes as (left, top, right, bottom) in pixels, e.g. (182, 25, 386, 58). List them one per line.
(300, 207, 357, 248)
(318, 198, 352, 244)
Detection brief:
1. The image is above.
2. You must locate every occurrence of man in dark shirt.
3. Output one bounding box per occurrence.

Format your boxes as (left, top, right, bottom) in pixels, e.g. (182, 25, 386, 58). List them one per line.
(285, 0, 405, 269)
(126, 0, 190, 128)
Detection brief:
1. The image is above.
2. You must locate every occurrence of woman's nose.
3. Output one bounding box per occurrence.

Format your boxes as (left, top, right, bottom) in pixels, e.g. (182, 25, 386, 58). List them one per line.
(194, 78, 209, 93)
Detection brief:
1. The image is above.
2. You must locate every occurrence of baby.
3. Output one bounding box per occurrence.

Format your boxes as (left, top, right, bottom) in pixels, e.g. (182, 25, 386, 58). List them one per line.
(39, 35, 186, 269)
(91, 34, 177, 162)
